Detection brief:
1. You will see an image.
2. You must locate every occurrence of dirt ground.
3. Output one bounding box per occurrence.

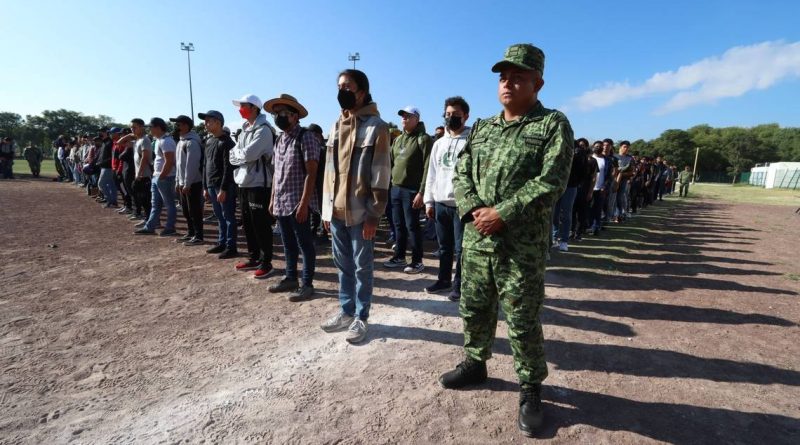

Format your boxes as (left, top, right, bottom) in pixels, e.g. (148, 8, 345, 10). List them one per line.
(1, 176, 799, 444)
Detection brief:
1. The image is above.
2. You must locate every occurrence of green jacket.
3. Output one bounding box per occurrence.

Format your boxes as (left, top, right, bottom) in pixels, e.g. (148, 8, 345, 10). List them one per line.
(678, 170, 692, 183)
(390, 122, 433, 193)
(455, 102, 574, 257)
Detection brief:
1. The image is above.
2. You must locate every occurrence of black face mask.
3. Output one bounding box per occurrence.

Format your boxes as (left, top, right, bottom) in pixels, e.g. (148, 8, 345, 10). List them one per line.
(445, 116, 462, 132)
(275, 115, 291, 131)
(337, 89, 357, 110)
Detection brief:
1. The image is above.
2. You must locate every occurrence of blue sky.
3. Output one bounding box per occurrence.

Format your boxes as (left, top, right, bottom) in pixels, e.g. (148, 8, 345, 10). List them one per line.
(2, 0, 798, 142)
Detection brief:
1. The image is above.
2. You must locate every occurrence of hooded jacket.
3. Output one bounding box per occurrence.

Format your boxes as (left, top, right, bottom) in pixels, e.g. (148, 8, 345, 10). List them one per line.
(229, 113, 275, 188)
(175, 130, 203, 186)
(322, 102, 391, 226)
(424, 126, 471, 208)
(204, 132, 235, 190)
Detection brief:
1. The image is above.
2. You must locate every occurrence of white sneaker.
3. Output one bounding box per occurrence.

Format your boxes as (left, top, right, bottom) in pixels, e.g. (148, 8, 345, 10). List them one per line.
(558, 241, 569, 252)
(321, 311, 354, 333)
(346, 318, 368, 344)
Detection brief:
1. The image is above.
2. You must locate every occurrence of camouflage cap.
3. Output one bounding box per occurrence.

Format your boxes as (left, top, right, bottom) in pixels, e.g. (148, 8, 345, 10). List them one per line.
(491, 43, 545, 74)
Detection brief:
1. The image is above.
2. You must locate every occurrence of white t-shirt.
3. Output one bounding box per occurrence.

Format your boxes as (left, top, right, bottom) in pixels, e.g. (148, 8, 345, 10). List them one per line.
(153, 135, 176, 178)
(593, 155, 607, 191)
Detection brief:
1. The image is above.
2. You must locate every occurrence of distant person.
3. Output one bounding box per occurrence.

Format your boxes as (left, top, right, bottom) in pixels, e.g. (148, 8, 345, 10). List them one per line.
(83, 136, 101, 195)
(264, 93, 321, 301)
(613, 140, 634, 222)
(171, 115, 205, 245)
(433, 125, 445, 140)
(423, 96, 471, 300)
(320, 69, 391, 344)
(117, 119, 152, 221)
(0, 137, 15, 179)
(23, 144, 43, 177)
(590, 142, 608, 235)
(306, 123, 328, 241)
(199, 110, 238, 259)
(571, 138, 597, 240)
(678, 165, 692, 197)
(135, 118, 178, 236)
(384, 105, 433, 274)
(229, 94, 277, 279)
(97, 127, 118, 208)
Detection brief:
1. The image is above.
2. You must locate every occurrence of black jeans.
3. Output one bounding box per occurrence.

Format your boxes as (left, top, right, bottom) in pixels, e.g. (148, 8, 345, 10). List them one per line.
(239, 186, 273, 266)
(133, 177, 152, 216)
(179, 182, 204, 239)
(121, 170, 135, 209)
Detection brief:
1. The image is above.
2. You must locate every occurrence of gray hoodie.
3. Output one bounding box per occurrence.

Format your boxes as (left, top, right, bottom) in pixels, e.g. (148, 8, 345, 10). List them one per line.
(229, 113, 275, 188)
(176, 130, 203, 186)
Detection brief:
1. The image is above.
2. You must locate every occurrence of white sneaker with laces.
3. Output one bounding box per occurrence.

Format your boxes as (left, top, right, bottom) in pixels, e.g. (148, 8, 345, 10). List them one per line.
(346, 318, 368, 344)
(321, 312, 354, 333)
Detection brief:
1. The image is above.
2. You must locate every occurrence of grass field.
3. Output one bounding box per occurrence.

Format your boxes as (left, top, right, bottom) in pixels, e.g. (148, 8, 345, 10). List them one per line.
(692, 183, 800, 207)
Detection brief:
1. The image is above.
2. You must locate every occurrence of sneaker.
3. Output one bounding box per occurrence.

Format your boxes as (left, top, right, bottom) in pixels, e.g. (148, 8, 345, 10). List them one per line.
(159, 229, 177, 237)
(518, 384, 544, 437)
(235, 260, 261, 271)
(383, 257, 408, 269)
(218, 249, 238, 259)
(425, 281, 452, 294)
(268, 277, 298, 293)
(431, 250, 441, 259)
(103, 203, 119, 209)
(206, 244, 225, 254)
(404, 262, 424, 274)
(134, 221, 147, 229)
(203, 214, 218, 223)
(288, 285, 315, 302)
(558, 241, 568, 252)
(439, 358, 487, 389)
(128, 214, 143, 221)
(253, 265, 277, 280)
(134, 228, 155, 235)
(176, 234, 193, 243)
(117, 207, 128, 214)
(345, 318, 368, 344)
(448, 288, 461, 302)
(184, 237, 204, 246)
(321, 311, 354, 333)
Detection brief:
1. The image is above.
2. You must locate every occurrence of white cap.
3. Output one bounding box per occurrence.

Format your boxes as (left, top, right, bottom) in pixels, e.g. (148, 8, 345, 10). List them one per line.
(397, 106, 420, 117)
(232, 94, 263, 109)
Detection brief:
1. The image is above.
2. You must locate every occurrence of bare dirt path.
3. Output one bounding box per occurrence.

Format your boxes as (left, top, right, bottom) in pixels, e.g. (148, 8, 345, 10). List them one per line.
(1, 176, 798, 444)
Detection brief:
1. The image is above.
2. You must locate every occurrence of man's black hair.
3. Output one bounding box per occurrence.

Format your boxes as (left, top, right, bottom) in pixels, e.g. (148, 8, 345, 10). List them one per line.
(443, 96, 470, 115)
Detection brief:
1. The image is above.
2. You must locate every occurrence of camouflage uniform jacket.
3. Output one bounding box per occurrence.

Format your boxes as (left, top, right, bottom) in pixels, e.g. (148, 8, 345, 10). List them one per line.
(454, 101, 574, 257)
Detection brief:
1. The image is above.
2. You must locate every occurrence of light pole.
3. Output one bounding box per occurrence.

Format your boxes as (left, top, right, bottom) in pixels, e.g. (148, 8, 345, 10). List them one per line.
(692, 146, 700, 184)
(348, 52, 360, 69)
(180, 42, 195, 120)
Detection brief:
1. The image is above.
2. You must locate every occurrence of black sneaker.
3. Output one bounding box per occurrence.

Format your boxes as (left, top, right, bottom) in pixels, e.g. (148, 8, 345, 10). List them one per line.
(448, 282, 461, 302)
(176, 234, 193, 243)
(206, 244, 225, 254)
(268, 277, 299, 293)
(184, 237, 204, 246)
(424, 281, 452, 294)
(439, 358, 487, 389)
(288, 285, 315, 302)
(218, 249, 238, 259)
(383, 257, 408, 269)
(159, 229, 177, 237)
(404, 262, 424, 274)
(134, 228, 155, 235)
(518, 384, 544, 437)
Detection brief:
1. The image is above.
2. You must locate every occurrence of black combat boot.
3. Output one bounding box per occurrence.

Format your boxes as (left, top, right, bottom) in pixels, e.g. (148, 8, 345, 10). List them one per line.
(438, 357, 487, 389)
(518, 383, 544, 437)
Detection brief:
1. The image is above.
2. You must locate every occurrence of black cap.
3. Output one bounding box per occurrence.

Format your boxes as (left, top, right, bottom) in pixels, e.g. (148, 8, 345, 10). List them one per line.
(169, 115, 194, 127)
(198, 110, 224, 124)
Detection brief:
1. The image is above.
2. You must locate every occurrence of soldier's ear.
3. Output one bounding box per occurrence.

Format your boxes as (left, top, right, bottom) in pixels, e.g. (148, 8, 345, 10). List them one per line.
(534, 76, 545, 93)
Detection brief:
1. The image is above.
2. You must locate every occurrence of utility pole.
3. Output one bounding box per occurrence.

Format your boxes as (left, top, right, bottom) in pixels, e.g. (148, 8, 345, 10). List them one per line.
(348, 52, 360, 69)
(692, 146, 700, 184)
(180, 42, 195, 119)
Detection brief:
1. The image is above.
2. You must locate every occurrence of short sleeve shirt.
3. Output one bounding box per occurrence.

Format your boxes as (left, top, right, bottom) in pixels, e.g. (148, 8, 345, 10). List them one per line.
(153, 135, 176, 177)
(134, 135, 153, 177)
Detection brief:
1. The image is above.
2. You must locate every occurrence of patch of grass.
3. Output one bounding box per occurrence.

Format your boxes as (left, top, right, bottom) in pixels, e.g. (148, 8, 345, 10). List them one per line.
(785, 273, 800, 282)
(692, 183, 800, 207)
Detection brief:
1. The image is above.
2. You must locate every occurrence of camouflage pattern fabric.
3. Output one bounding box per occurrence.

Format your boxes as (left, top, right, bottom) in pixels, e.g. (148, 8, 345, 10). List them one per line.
(454, 101, 574, 385)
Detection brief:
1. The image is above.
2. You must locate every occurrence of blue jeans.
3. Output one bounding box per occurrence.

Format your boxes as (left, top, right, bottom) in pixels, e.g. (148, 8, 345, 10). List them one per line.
(207, 185, 238, 249)
(98, 168, 118, 205)
(277, 213, 316, 286)
(615, 181, 629, 217)
(434, 203, 463, 285)
(390, 186, 423, 264)
(553, 187, 578, 242)
(145, 176, 177, 231)
(330, 218, 374, 321)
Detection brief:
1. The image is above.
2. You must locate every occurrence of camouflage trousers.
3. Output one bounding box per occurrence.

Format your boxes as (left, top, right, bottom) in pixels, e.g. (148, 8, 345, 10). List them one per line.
(460, 247, 548, 384)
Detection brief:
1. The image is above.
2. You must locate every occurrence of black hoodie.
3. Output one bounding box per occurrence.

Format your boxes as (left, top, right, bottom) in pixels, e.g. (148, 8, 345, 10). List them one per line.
(203, 133, 236, 190)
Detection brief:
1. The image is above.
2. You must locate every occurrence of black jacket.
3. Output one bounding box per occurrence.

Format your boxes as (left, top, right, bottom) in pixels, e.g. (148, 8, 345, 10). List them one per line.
(203, 133, 236, 190)
(97, 137, 114, 169)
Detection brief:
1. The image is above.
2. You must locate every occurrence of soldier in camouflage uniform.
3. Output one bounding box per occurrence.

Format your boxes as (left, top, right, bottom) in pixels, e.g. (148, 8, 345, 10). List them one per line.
(438, 43, 574, 437)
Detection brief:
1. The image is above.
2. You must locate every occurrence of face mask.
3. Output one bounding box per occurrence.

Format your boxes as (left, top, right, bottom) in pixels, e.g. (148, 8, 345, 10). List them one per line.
(445, 116, 462, 131)
(275, 115, 291, 131)
(239, 106, 251, 120)
(337, 89, 357, 110)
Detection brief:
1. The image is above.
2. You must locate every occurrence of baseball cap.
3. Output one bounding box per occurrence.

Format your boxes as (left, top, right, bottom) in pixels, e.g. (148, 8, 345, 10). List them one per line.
(198, 110, 224, 124)
(397, 106, 420, 117)
(109, 127, 122, 134)
(491, 43, 545, 74)
(232, 94, 263, 109)
(169, 115, 194, 127)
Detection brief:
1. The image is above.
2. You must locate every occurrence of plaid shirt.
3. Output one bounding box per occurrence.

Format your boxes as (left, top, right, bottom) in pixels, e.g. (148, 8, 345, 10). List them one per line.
(273, 125, 321, 217)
